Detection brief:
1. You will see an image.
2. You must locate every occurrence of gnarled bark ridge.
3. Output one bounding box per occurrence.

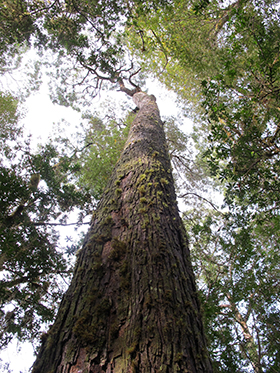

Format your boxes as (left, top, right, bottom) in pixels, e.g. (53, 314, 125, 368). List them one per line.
(32, 92, 212, 373)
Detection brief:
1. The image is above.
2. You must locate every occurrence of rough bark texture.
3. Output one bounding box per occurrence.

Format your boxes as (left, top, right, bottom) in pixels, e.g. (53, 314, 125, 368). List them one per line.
(32, 92, 212, 373)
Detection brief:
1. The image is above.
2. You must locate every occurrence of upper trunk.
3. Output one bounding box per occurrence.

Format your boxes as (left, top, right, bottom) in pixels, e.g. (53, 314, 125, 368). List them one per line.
(32, 92, 212, 373)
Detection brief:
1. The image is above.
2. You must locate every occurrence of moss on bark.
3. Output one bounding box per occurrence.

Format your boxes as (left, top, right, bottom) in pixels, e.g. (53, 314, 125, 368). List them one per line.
(32, 92, 212, 373)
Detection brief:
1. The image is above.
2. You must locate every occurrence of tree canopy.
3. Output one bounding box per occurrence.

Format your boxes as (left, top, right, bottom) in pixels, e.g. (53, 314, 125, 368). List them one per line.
(0, 0, 280, 371)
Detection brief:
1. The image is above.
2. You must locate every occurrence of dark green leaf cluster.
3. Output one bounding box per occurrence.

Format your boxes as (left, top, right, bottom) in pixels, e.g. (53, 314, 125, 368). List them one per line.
(0, 99, 95, 347)
(201, 3, 280, 218)
(190, 4, 280, 369)
(0, 0, 34, 65)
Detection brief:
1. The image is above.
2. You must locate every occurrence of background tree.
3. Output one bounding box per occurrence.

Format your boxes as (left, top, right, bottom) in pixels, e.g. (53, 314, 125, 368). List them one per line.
(76, 109, 134, 200)
(0, 93, 98, 347)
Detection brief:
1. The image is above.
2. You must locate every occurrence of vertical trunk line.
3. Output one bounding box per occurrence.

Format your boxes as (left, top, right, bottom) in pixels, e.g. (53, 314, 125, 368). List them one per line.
(32, 92, 212, 373)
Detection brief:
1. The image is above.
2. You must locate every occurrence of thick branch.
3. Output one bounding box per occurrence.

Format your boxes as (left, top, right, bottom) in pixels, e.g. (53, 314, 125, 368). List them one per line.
(118, 76, 141, 97)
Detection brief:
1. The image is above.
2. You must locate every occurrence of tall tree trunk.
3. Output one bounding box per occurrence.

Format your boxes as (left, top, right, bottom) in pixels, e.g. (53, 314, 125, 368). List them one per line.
(32, 92, 212, 373)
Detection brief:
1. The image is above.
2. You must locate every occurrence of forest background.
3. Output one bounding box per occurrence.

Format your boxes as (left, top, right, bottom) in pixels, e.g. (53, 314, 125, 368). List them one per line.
(0, 0, 279, 372)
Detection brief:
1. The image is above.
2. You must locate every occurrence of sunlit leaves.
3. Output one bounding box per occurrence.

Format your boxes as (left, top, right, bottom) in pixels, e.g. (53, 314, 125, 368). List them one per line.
(0, 92, 21, 156)
(0, 0, 35, 50)
(76, 110, 133, 199)
(158, 2, 280, 370)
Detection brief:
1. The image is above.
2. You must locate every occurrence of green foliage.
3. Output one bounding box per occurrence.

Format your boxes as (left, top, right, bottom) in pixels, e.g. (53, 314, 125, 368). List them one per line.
(1, 0, 280, 370)
(134, 0, 280, 221)
(185, 206, 280, 372)
(0, 92, 21, 152)
(0, 0, 172, 106)
(0, 87, 132, 351)
(0, 0, 35, 58)
(0, 99, 95, 347)
(126, 0, 229, 118)
(76, 109, 133, 199)
(202, 10, 280, 194)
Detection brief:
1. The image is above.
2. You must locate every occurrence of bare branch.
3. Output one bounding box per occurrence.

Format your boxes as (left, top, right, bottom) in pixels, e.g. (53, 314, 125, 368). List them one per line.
(179, 192, 220, 211)
(128, 66, 142, 89)
(32, 221, 91, 227)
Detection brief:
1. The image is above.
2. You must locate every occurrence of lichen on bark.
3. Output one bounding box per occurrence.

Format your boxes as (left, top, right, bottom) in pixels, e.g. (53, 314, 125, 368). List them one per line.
(32, 92, 212, 373)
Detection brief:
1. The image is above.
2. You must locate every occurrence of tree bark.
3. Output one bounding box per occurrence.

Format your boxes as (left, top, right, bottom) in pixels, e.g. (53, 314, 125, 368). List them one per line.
(32, 92, 212, 373)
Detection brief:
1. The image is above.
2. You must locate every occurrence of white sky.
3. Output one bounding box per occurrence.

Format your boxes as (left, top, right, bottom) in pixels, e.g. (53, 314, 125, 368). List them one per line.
(22, 78, 192, 140)
(24, 85, 81, 140)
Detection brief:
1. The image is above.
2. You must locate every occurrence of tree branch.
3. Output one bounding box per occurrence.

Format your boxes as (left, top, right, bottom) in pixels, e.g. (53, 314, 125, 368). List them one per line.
(32, 221, 91, 227)
(179, 192, 220, 211)
(117, 76, 141, 97)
